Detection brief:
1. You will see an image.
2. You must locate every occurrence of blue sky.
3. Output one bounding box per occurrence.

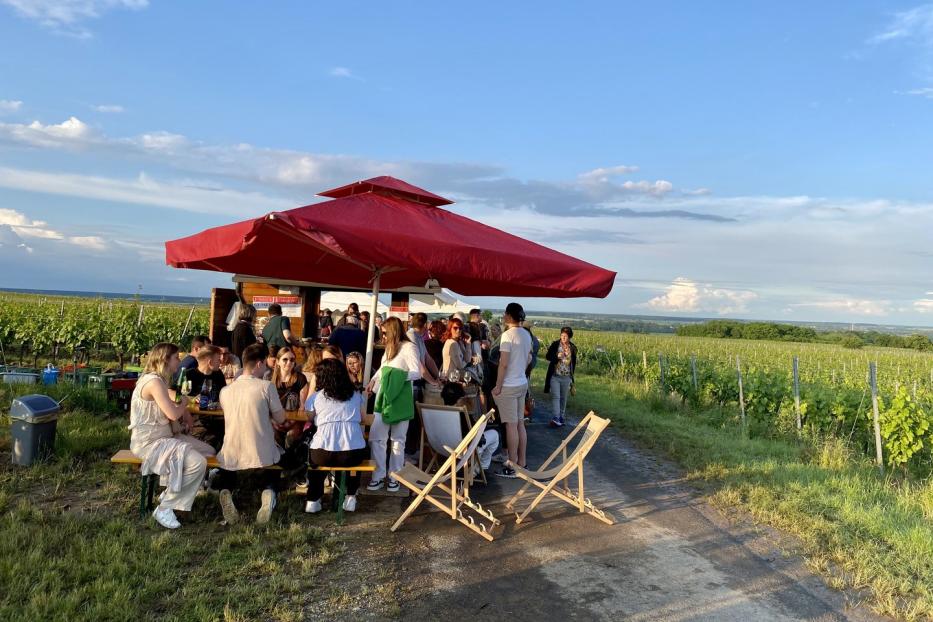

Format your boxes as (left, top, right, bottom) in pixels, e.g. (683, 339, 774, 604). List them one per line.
(1, 1, 932, 324)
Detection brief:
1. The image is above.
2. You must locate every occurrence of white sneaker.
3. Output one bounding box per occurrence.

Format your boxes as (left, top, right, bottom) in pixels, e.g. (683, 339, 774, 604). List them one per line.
(305, 499, 323, 514)
(342, 495, 357, 512)
(366, 478, 385, 491)
(257, 488, 277, 524)
(219, 489, 239, 525)
(152, 506, 181, 529)
(386, 479, 400, 493)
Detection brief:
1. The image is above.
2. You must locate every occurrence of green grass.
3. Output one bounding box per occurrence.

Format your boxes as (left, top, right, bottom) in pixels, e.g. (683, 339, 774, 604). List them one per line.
(0, 394, 385, 622)
(556, 371, 933, 620)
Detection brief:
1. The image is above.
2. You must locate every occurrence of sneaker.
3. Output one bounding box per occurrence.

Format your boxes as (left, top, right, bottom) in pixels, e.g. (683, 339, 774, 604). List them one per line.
(152, 506, 181, 529)
(558, 416, 565, 427)
(497, 467, 517, 479)
(295, 481, 309, 495)
(342, 495, 357, 512)
(386, 479, 400, 493)
(257, 489, 277, 524)
(219, 489, 239, 525)
(305, 498, 323, 514)
(366, 478, 385, 491)
(492, 453, 507, 464)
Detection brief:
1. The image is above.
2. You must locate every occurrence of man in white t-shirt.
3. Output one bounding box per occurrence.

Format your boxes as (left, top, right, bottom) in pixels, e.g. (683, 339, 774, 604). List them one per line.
(214, 343, 286, 525)
(492, 302, 532, 478)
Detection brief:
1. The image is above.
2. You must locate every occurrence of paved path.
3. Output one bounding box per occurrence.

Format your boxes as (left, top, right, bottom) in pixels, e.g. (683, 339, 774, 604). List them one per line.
(393, 408, 886, 621)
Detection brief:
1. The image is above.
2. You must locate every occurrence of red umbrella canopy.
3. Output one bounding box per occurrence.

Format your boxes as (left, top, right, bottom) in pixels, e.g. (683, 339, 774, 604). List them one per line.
(165, 177, 616, 298)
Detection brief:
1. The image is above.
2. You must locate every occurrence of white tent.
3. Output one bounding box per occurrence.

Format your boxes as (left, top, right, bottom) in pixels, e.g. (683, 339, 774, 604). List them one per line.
(319, 291, 389, 315)
(409, 290, 474, 315)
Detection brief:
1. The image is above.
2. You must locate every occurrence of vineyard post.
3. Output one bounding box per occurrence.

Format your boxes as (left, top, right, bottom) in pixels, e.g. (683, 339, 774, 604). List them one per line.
(736, 356, 746, 431)
(691, 355, 698, 391)
(658, 353, 666, 395)
(181, 305, 195, 342)
(793, 356, 801, 431)
(869, 362, 884, 474)
(643, 350, 648, 391)
(59, 300, 64, 318)
(137, 305, 144, 327)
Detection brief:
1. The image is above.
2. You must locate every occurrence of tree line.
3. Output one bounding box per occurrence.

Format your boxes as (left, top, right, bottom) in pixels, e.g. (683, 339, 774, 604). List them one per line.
(676, 320, 933, 351)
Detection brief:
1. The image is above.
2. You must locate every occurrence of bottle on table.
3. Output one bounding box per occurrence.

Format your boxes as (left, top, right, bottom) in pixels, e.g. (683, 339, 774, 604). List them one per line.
(199, 378, 212, 410)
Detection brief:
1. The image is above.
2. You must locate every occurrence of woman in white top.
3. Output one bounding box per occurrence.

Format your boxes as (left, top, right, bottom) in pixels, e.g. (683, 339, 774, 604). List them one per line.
(303, 358, 369, 514)
(366, 316, 423, 492)
(440, 317, 467, 378)
(129, 343, 215, 529)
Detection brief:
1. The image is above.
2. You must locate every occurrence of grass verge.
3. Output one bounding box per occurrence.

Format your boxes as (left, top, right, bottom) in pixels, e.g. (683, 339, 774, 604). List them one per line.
(0, 394, 398, 622)
(559, 371, 933, 621)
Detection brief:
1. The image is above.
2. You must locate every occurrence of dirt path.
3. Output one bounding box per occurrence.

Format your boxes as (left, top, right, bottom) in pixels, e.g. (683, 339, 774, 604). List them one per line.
(389, 408, 887, 621)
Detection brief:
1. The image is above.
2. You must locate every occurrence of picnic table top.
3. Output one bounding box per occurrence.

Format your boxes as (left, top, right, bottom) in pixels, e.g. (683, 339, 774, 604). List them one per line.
(188, 403, 375, 426)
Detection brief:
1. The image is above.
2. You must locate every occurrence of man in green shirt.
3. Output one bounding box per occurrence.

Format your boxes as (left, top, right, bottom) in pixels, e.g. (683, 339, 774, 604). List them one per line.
(261, 304, 295, 348)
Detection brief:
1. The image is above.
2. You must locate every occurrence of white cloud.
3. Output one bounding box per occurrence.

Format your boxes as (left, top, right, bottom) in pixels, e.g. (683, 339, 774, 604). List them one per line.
(914, 299, 933, 313)
(621, 179, 673, 197)
(900, 86, 933, 98)
(870, 4, 933, 45)
(93, 104, 124, 113)
(791, 298, 893, 317)
(0, 116, 95, 148)
(69, 235, 107, 251)
(0, 207, 63, 239)
(0, 100, 23, 114)
(578, 165, 639, 183)
(1, 0, 149, 38)
(0, 166, 292, 216)
(330, 66, 361, 80)
(0, 224, 33, 253)
(641, 277, 758, 315)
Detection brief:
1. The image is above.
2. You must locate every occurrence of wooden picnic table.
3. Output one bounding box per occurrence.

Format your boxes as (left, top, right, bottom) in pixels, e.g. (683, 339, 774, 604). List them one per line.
(188, 403, 375, 426)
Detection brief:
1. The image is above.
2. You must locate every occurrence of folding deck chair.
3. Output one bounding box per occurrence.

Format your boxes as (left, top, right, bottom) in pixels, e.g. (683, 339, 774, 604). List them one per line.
(417, 403, 486, 485)
(391, 410, 500, 541)
(505, 411, 615, 526)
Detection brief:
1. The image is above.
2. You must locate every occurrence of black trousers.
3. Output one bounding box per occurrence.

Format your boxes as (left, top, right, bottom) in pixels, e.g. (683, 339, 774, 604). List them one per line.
(307, 447, 369, 501)
(214, 449, 303, 493)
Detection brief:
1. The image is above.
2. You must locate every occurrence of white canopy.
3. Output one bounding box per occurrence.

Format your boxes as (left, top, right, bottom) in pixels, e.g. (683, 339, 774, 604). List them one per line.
(319, 291, 389, 315)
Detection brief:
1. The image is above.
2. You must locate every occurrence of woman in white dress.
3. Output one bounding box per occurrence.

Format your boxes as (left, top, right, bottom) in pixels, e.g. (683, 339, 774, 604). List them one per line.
(129, 343, 215, 529)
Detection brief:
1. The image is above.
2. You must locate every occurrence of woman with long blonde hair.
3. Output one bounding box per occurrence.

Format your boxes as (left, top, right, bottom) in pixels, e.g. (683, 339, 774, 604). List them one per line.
(366, 317, 423, 492)
(129, 342, 215, 529)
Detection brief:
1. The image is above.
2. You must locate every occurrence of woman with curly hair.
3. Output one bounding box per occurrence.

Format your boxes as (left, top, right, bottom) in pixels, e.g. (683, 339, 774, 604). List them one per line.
(303, 358, 368, 513)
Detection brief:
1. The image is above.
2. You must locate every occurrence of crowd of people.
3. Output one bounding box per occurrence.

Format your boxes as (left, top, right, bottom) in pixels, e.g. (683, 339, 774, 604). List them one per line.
(128, 299, 578, 530)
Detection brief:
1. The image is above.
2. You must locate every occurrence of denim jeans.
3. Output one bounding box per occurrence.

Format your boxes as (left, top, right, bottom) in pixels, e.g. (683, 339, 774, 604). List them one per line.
(550, 375, 573, 419)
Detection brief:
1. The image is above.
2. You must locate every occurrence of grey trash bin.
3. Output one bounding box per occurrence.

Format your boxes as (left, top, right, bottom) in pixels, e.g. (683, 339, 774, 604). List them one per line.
(10, 394, 60, 465)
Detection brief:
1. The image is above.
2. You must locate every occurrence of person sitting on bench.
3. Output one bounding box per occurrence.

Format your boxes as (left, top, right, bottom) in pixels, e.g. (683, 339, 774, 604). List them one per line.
(129, 342, 216, 530)
(214, 343, 294, 525)
(304, 358, 369, 514)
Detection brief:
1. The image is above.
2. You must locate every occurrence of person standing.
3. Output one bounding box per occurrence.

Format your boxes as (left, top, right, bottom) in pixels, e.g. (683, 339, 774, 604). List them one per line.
(544, 326, 577, 428)
(492, 303, 532, 478)
(367, 317, 423, 492)
(231, 304, 257, 360)
(262, 304, 295, 349)
(328, 314, 367, 360)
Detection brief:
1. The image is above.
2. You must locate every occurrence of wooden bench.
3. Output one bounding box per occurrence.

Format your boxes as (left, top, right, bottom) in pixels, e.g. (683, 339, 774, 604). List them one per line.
(111, 450, 376, 523)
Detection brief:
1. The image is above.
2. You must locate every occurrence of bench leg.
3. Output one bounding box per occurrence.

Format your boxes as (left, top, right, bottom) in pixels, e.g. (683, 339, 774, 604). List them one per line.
(139, 474, 157, 518)
(335, 472, 347, 525)
(139, 475, 148, 517)
(147, 474, 157, 512)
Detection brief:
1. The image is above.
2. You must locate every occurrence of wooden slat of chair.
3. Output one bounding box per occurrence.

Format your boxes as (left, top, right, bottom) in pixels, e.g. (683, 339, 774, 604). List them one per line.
(504, 411, 615, 526)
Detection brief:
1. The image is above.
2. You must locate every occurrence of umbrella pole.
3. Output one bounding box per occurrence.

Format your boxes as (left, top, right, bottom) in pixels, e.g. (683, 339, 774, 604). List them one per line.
(362, 270, 381, 388)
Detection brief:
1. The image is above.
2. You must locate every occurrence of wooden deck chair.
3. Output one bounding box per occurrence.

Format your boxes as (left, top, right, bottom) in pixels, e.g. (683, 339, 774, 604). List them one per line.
(505, 411, 615, 526)
(391, 410, 500, 541)
(417, 403, 486, 485)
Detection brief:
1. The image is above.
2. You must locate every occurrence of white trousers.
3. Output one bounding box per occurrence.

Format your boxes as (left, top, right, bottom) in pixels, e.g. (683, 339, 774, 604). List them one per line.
(158, 449, 207, 512)
(477, 430, 500, 469)
(369, 414, 410, 482)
